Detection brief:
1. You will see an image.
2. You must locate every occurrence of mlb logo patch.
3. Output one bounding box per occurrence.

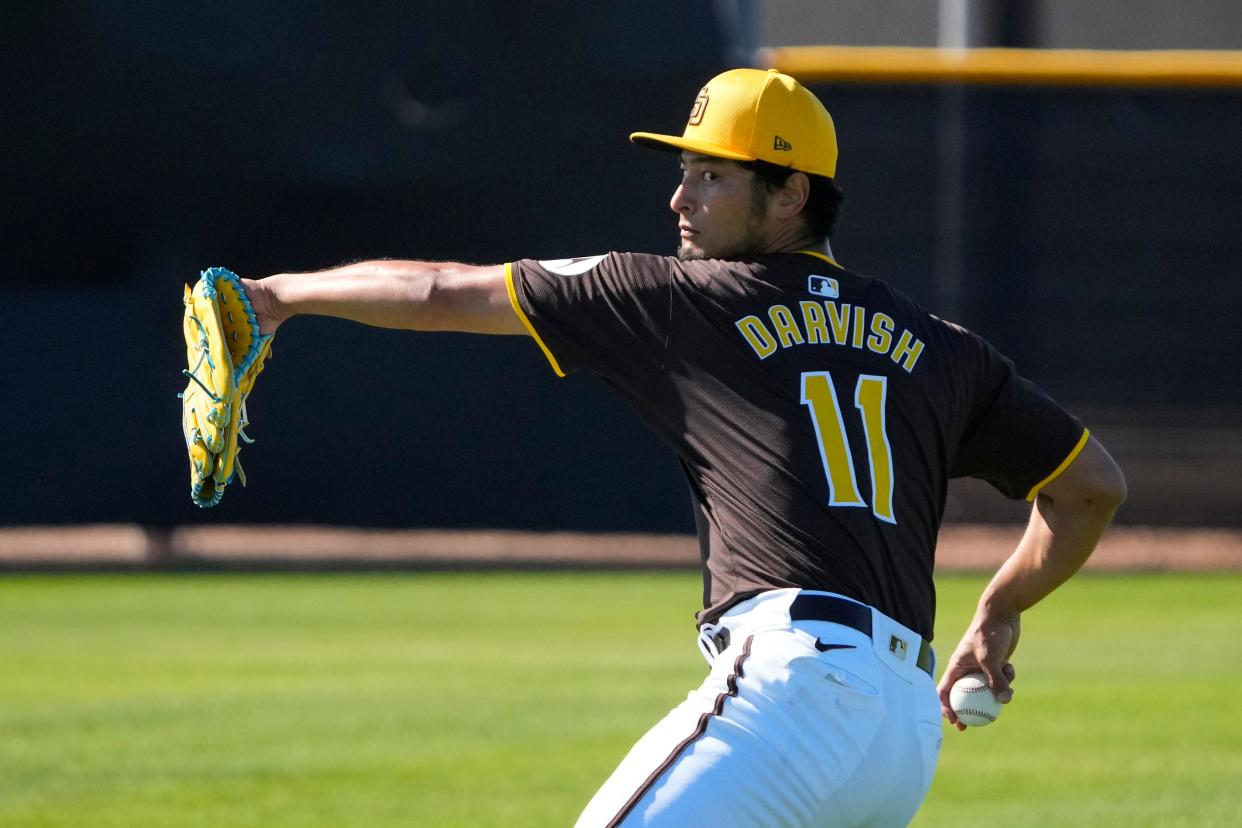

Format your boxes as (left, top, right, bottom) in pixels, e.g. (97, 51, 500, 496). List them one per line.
(808, 275, 839, 298)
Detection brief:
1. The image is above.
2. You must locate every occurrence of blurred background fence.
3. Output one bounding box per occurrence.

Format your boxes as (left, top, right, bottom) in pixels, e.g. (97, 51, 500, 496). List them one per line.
(3, 1, 1240, 538)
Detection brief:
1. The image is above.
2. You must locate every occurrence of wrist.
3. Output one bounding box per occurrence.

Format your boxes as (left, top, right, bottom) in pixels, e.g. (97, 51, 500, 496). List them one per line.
(244, 274, 290, 336)
(976, 588, 1023, 621)
(266, 274, 293, 322)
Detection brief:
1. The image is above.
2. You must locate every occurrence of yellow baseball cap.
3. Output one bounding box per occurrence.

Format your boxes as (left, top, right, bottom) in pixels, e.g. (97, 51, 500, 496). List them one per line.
(630, 68, 838, 179)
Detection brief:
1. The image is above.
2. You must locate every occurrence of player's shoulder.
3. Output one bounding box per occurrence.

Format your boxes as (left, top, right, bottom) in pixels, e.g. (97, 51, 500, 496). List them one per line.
(607, 251, 754, 279)
(848, 268, 963, 335)
(521, 251, 681, 286)
(576, 251, 767, 295)
(826, 261, 934, 325)
(834, 263, 1009, 367)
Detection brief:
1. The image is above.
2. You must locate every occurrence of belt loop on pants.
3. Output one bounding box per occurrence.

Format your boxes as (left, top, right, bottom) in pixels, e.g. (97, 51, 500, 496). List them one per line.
(789, 594, 934, 677)
(696, 623, 731, 666)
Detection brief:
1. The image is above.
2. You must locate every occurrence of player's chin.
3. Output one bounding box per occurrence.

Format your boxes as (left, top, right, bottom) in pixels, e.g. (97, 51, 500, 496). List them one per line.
(677, 241, 709, 262)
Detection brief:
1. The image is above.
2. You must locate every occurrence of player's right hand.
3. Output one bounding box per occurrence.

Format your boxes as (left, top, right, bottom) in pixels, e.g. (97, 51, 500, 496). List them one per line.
(936, 610, 1020, 730)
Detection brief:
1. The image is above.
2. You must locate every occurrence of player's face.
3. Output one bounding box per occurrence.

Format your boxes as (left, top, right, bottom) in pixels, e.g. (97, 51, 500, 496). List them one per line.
(671, 154, 768, 261)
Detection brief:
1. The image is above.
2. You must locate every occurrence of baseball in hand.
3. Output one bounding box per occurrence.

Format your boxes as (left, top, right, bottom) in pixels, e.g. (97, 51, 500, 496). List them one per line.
(949, 673, 1003, 727)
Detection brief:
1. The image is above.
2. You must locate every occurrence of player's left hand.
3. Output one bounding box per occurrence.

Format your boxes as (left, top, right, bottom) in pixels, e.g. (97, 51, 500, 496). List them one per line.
(936, 610, 1020, 731)
(180, 267, 275, 507)
(240, 276, 283, 336)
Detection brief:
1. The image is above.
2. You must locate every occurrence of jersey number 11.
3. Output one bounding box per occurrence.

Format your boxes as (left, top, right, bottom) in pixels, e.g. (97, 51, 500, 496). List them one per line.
(800, 371, 896, 524)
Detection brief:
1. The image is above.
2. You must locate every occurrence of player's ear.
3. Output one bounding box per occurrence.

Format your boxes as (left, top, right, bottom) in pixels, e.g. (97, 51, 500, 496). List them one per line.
(772, 172, 811, 219)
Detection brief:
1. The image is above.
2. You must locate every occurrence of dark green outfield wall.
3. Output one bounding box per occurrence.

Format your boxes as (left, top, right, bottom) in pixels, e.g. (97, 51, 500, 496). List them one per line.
(4, 5, 1238, 529)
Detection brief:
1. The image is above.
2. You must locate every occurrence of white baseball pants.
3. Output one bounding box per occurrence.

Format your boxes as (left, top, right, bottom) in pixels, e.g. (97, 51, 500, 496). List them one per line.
(575, 589, 943, 828)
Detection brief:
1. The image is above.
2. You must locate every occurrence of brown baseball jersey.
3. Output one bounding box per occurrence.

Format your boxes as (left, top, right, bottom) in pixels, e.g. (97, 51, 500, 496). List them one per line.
(506, 251, 1087, 639)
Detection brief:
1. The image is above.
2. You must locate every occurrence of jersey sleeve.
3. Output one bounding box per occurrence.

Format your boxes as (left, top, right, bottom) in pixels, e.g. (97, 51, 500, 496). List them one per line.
(949, 339, 1088, 501)
(505, 253, 674, 379)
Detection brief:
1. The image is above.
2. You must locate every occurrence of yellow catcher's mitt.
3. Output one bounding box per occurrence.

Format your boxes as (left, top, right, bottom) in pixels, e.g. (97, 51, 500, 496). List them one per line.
(180, 267, 274, 507)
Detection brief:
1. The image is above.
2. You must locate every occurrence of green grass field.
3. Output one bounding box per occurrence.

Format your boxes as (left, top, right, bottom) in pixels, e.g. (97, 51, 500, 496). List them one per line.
(2, 572, 1239, 827)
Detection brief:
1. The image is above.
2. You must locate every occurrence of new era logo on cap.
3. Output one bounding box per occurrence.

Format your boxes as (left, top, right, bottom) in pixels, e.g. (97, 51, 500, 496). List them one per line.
(774, 135, 792, 151)
(808, 275, 838, 298)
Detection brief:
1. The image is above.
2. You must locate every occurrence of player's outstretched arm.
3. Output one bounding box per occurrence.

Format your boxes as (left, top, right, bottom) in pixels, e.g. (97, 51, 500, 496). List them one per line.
(937, 435, 1127, 730)
(241, 260, 525, 337)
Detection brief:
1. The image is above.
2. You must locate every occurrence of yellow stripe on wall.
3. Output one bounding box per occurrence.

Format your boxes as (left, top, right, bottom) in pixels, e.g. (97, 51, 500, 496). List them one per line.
(759, 46, 1242, 88)
(504, 262, 567, 378)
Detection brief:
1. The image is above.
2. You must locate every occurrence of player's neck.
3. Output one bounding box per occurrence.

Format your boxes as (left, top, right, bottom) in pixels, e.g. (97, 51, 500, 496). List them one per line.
(765, 233, 832, 259)
(758, 215, 829, 257)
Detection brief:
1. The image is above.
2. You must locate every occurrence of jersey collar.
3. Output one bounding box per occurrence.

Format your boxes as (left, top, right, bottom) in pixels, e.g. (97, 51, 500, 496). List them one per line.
(796, 249, 844, 270)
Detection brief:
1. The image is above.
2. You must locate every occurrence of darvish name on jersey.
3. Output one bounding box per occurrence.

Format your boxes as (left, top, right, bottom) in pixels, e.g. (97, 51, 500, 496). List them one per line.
(733, 298, 926, 373)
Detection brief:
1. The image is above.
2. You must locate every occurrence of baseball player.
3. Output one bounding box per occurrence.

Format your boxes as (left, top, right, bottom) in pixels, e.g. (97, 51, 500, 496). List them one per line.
(241, 68, 1126, 826)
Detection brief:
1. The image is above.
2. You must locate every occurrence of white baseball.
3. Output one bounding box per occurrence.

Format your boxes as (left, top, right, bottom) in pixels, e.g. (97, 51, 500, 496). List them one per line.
(949, 673, 1002, 727)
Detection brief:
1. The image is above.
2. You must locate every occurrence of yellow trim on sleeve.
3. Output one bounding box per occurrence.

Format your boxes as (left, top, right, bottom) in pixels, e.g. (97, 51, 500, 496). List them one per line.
(760, 46, 1242, 88)
(504, 262, 566, 378)
(1025, 428, 1091, 502)
(797, 249, 844, 270)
